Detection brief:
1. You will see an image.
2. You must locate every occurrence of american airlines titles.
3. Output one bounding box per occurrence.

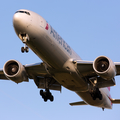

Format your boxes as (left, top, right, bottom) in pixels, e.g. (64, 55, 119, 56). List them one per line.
(50, 26, 72, 55)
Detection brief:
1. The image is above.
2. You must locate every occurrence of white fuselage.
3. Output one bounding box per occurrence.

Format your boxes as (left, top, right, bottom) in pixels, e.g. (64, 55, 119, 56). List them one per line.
(13, 9, 112, 109)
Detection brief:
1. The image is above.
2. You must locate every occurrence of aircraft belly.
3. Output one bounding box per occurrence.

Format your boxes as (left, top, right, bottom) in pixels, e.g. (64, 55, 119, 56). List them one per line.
(53, 72, 88, 92)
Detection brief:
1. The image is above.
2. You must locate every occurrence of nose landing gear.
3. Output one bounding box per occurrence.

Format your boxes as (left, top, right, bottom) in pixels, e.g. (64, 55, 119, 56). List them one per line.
(21, 45, 29, 53)
(19, 33, 29, 53)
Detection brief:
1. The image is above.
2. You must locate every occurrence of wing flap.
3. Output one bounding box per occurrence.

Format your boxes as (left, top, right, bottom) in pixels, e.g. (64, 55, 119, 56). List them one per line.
(33, 76, 61, 91)
(0, 69, 8, 80)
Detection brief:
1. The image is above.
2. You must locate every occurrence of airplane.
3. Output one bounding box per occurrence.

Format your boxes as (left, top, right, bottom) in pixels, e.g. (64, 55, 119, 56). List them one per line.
(0, 9, 120, 110)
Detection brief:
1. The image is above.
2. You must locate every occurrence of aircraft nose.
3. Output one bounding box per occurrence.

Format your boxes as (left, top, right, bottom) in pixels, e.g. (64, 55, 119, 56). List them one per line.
(13, 14, 19, 26)
(13, 12, 20, 24)
(13, 10, 31, 36)
(13, 13, 23, 35)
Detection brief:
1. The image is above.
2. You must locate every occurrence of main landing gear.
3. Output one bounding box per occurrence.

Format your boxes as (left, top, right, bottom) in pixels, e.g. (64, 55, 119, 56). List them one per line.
(40, 89, 54, 102)
(33, 76, 55, 102)
(19, 33, 29, 53)
(90, 87, 102, 100)
(89, 77, 102, 101)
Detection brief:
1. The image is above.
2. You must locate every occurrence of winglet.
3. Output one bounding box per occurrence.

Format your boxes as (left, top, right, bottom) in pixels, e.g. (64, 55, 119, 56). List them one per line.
(69, 101, 87, 106)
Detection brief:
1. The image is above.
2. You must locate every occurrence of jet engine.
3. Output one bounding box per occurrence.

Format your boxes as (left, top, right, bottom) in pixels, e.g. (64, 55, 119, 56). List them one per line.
(93, 56, 116, 80)
(3, 60, 28, 83)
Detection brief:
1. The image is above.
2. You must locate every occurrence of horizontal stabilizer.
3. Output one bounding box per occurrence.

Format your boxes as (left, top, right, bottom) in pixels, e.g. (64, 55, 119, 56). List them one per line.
(111, 99, 120, 104)
(69, 101, 87, 106)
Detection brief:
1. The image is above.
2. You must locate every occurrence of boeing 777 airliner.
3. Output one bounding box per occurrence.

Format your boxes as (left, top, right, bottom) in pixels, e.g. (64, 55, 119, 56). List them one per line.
(0, 9, 120, 110)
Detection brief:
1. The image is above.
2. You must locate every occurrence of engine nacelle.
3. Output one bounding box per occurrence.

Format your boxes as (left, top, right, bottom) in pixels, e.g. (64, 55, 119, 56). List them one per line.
(3, 60, 28, 83)
(93, 56, 116, 80)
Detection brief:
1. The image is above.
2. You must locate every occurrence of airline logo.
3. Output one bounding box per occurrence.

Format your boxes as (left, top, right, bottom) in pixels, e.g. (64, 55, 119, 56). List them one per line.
(45, 23, 49, 30)
(50, 25, 72, 55)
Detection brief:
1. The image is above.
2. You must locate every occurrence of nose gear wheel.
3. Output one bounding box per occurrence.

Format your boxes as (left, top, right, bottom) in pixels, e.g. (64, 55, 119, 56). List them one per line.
(21, 45, 29, 53)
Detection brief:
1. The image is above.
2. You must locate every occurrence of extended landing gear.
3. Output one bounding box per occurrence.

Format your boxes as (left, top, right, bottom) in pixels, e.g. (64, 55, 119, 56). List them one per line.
(19, 33, 29, 53)
(90, 87, 102, 100)
(21, 45, 29, 53)
(33, 77, 55, 102)
(88, 77, 102, 101)
(40, 89, 54, 102)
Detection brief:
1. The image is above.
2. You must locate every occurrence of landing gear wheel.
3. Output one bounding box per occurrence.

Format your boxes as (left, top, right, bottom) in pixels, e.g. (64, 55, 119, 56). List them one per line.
(21, 46, 29, 53)
(40, 90, 43, 96)
(21, 47, 25, 53)
(50, 95, 54, 102)
(25, 47, 29, 53)
(91, 93, 96, 100)
(40, 89, 54, 102)
(99, 93, 102, 100)
(44, 97, 48, 102)
(90, 88, 102, 100)
(20, 33, 29, 53)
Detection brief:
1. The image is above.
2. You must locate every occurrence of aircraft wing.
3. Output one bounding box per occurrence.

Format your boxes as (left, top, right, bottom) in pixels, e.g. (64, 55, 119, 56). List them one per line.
(76, 60, 95, 77)
(76, 60, 120, 88)
(24, 62, 50, 79)
(0, 69, 8, 80)
(0, 62, 61, 91)
(114, 62, 120, 75)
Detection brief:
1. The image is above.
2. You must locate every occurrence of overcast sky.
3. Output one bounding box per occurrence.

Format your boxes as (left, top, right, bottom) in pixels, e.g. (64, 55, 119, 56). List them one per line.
(0, 0, 120, 120)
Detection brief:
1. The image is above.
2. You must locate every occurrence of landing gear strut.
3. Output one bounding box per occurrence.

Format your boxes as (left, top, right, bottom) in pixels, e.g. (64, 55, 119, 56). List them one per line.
(90, 87, 102, 100)
(19, 33, 29, 53)
(89, 77, 102, 100)
(34, 77, 54, 102)
(40, 89, 54, 102)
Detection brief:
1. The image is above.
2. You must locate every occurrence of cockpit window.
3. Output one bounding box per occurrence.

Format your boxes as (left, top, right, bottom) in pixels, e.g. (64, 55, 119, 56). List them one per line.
(15, 11, 30, 15)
